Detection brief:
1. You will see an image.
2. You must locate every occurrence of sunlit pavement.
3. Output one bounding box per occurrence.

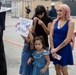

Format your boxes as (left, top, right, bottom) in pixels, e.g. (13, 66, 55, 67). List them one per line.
(3, 13, 76, 75)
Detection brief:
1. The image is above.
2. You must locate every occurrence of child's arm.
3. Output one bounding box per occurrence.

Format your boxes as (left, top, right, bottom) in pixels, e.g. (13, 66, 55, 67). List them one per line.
(27, 57, 34, 64)
(21, 32, 34, 43)
(40, 54, 50, 74)
(21, 35, 26, 40)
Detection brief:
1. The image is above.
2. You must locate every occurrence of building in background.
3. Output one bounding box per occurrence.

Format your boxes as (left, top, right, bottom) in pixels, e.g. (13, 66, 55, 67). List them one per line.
(0, 0, 20, 18)
(0, 0, 62, 18)
(0, 0, 11, 7)
(62, 0, 76, 16)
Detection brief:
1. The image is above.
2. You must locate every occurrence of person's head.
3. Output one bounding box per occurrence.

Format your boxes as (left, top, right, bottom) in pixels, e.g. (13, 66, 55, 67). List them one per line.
(25, 6, 29, 9)
(46, 7, 49, 10)
(34, 36, 46, 51)
(56, 4, 70, 20)
(51, 3, 55, 8)
(34, 5, 47, 19)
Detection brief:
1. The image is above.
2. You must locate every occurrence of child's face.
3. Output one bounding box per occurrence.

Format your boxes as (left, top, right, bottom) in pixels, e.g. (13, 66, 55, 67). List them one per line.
(35, 40, 43, 51)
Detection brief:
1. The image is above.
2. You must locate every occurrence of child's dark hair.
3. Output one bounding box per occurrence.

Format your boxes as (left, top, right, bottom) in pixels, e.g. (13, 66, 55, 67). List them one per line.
(34, 36, 46, 49)
(26, 31, 36, 52)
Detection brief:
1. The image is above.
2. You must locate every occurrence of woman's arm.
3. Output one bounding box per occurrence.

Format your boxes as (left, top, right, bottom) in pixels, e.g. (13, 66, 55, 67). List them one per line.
(51, 21, 74, 53)
(32, 17, 38, 31)
(50, 19, 57, 49)
(38, 20, 52, 35)
(50, 20, 58, 58)
(32, 21, 36, 31)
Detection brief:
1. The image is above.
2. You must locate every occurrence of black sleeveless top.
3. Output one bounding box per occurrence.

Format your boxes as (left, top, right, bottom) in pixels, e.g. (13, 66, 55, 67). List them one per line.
(35, 17, 52, 47)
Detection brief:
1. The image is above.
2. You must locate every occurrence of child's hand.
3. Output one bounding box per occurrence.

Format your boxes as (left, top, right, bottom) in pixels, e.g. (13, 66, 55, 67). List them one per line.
(27, 58, 32, 65)
(40, 68, 46, 74)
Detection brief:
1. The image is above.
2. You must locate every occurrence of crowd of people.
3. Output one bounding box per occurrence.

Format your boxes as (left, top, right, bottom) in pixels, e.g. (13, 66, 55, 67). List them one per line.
(0, 1, 76, 75)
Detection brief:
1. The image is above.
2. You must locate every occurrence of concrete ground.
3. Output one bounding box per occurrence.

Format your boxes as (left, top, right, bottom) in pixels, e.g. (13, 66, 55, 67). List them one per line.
(3, 13, 76, 75)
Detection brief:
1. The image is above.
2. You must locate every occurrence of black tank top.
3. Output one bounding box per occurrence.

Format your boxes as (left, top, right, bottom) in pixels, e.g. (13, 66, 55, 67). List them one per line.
(35, 17, 52, 47)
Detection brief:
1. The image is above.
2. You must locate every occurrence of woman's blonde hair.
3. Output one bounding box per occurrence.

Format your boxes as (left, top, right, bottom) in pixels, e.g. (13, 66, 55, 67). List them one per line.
(57, 4, 71, 20)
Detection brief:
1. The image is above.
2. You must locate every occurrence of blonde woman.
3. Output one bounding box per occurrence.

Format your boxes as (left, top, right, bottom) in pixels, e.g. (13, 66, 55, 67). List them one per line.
(50, 4, 74, 75)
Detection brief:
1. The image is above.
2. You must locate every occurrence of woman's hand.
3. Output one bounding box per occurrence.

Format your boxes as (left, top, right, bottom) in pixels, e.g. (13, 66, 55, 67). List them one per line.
(52, 53, 57, 59)
(33, 17, 39, 22)
(51, 48, 58, 54)
(33, 17, 44, 26)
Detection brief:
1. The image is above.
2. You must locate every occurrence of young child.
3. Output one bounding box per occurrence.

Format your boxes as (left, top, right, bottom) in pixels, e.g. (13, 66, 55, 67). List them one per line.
(19, 31, 35, 75)
(27, 36, 50, 75)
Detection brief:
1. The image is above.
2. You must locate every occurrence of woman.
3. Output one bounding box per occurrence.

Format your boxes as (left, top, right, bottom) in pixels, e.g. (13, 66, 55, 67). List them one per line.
(32, 5, 52, 49)
(50, 4, 74, 75)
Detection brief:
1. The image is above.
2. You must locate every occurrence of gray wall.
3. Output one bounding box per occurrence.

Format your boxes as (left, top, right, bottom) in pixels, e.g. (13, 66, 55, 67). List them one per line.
(62, 1, 76, 16)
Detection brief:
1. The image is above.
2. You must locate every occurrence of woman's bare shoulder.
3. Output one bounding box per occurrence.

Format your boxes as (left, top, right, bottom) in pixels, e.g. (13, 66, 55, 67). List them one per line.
(52, 19, 58, 26)
(69, 20, 74, 25)
(53, 19, 58, 23)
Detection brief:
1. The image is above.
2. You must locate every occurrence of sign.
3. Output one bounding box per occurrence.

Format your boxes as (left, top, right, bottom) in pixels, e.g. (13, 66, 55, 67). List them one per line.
(16, 17, 33, 37)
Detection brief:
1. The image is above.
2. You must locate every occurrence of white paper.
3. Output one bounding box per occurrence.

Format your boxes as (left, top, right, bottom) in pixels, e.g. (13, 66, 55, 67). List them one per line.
(16, 17, 33, 37)
(54, 54, 62, 60)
